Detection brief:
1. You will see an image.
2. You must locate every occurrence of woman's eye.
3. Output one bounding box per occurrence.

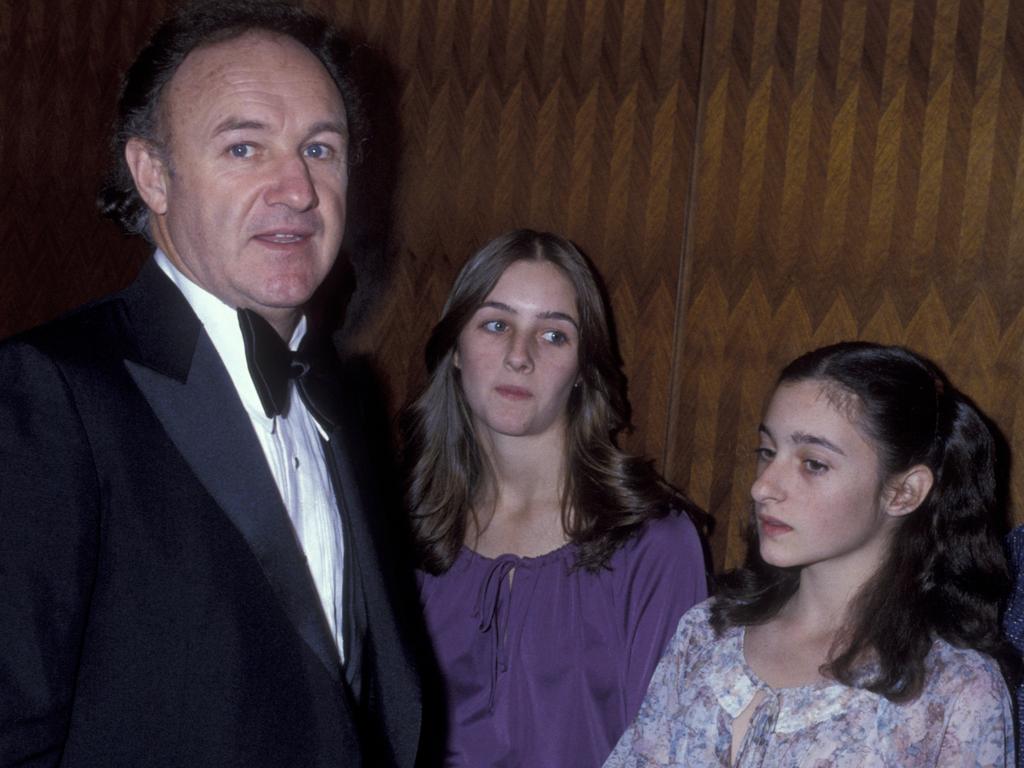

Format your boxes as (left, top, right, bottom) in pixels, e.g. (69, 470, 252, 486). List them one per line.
(482, 320, 507, 333)
(754, 447, 775, 462)
(802, 459, 829, 474)
(303, 143, 333, 159)
(541, 330, 568, 345)
(228, 144, 255, 158)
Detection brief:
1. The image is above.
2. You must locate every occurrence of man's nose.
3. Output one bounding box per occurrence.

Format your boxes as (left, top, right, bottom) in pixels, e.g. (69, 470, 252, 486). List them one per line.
(265, 155, 318, 211)
(504, 332, 534, 373)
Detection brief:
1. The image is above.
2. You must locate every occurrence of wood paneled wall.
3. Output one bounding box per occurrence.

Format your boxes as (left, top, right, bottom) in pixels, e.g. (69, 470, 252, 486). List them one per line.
(666, 0, 1024, 568)
(1, 2, 171, 332)
(3, 1, 1023, 570)
(319, 0, 707, 468)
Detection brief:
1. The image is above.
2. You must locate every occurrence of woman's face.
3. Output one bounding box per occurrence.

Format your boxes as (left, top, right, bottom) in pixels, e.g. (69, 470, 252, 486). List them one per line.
(454, 259, 580, 445)
(750, 379, 897, 577)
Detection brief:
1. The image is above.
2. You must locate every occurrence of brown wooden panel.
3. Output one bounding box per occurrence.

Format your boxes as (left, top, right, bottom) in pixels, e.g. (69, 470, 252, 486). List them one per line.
(0, 0, 169, 337)
(667, 0, 1024, 569)
(320, 0, 708, 467)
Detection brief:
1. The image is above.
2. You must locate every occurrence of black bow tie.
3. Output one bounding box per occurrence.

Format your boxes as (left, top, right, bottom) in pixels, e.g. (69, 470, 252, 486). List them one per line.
(237, 308, 335, 429)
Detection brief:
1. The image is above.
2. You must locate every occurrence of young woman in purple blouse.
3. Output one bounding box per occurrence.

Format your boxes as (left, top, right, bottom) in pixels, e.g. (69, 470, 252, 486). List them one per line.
(402, 230, 708, 767)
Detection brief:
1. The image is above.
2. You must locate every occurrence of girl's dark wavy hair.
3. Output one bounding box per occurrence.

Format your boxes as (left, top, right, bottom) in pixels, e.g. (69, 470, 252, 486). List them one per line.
(711, 341, 1015, 701)
(403, 229, 697, 574)
(97, 0, 366, 241)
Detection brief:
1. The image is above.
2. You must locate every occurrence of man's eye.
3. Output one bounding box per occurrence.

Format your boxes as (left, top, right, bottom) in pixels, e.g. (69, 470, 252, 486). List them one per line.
(228, 144, 255, 158)
(303, 143, 333, 159)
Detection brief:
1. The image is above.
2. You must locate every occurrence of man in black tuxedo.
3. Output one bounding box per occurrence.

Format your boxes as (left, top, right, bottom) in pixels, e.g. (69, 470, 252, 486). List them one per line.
(0, 2, 422, 765)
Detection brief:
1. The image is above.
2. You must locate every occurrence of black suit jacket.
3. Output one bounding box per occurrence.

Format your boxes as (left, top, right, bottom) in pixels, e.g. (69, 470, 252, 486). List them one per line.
(0, 260, 422, 767)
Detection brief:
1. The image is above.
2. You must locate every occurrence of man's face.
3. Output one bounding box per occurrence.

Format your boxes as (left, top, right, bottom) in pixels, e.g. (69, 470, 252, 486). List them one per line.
(133, 31, 349, 333)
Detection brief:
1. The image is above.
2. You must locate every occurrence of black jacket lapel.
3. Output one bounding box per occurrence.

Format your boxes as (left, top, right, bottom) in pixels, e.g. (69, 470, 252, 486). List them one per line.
(327, 415, 422, 766)
(121, 260, 343, 683)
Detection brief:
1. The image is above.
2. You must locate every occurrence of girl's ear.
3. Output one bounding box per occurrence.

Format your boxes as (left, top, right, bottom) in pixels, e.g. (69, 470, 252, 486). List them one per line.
(883, 465, 934, 518)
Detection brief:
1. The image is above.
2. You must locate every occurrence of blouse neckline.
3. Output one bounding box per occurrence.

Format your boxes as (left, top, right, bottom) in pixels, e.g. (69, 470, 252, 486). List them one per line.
(712, 622, 861, 733)
(460, 540, 575, 567)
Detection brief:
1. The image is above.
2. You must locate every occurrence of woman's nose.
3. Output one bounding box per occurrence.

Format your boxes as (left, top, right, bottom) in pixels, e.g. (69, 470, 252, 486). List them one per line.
(503, 332, 533, 373)
(750, 461, 784, 504)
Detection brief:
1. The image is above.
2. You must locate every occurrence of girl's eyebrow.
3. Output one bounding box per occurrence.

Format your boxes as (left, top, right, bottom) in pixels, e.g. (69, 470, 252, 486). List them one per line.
(478, 302, 579, 329)
(758, 425, 846, 456)
(791, 430, 846, 456)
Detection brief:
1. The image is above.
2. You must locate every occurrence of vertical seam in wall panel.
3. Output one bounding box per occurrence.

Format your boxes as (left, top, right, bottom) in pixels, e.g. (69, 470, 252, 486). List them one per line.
(663, 0, 715, 476)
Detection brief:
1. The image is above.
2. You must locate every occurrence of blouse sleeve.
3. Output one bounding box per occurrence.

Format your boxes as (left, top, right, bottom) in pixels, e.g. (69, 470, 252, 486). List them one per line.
(604, 604, 709, 767)
(1002, 526, 1024, 768)
(619, 512, 708, 719)
(935, 657, 1014, 767)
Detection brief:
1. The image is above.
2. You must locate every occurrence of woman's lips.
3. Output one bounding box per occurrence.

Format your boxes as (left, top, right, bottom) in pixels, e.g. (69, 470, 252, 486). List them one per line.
(757, 513, 793, 537)
(495, 385, 532, 400)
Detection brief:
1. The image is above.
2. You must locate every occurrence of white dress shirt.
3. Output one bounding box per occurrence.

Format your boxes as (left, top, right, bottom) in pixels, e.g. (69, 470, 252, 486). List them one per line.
(154, 250, 346, 662)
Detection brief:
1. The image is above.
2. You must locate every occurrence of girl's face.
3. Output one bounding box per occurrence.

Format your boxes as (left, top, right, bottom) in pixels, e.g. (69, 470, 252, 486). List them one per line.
(454, 259, 580, 445)
(751, 379, 898, 578)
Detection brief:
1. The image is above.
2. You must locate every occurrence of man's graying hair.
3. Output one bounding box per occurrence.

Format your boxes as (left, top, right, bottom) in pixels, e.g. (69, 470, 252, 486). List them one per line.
(97, 0, 366, 240)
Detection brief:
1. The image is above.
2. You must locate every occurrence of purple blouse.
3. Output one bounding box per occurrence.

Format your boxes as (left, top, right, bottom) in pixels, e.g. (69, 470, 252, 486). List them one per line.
(417, 512, 707, 768)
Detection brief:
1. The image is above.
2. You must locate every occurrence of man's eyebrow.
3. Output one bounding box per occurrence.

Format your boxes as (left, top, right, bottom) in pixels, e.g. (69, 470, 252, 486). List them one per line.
(479, 302, 579, 329)
(211, 118, 267, 136)
(306, 120, 348, 139)
(210, 118, 349, 140)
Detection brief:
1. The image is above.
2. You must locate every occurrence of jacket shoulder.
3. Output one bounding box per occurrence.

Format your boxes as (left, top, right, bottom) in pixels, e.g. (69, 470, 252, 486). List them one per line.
(2, 289, 133, 365)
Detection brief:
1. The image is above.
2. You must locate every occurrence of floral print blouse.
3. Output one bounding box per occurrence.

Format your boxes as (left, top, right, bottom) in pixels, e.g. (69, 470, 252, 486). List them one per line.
(604, 600, 1013, 767)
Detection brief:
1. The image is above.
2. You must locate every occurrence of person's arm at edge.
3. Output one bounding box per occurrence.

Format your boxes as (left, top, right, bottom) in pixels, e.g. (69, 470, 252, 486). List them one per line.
(0, 340, 100, 766)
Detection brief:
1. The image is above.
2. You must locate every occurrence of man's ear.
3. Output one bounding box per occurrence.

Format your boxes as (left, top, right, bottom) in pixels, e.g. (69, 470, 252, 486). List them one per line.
(883, 465, 934, 518)
(124, 138, 170, 215)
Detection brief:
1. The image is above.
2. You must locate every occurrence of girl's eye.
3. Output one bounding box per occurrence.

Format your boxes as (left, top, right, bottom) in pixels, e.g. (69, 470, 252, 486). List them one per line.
(754, 447, 775, 462)
(802, 459, 829, 474)
(482, 320, 507, 333)
(228, 144, 255, 158)
(541, 330, 568, 345)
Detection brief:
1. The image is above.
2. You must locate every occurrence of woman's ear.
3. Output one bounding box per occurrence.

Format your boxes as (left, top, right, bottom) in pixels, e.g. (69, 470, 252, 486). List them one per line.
(883, 465, 934, 518)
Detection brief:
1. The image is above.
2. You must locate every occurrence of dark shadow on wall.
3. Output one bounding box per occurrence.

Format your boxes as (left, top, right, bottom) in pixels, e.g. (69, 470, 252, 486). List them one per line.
(311, 37, 404, 352)
(309, 39, 450, 764)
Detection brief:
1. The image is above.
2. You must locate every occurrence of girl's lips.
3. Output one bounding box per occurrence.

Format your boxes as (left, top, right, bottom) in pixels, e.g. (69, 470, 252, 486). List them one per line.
(495, 385, 532, 400)
(758, 514, 793, 537)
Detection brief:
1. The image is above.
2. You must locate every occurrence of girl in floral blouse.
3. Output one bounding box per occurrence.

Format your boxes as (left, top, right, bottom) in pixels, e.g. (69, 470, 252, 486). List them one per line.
(606, 342, 1015, 767)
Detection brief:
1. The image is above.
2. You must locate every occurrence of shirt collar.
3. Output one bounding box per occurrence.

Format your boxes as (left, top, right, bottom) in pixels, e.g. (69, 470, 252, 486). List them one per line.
(153, 249, 307, 428)
(708, 623, 865, 733)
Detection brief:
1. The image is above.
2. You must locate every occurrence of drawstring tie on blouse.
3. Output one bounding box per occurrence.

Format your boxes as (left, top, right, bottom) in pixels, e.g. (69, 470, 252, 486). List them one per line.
(475, 557, 517, 712)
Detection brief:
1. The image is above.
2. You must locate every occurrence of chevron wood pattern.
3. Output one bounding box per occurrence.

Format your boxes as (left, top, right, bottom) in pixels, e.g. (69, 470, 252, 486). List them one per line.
(667, 0, 1024, 568)
(0, 0, 167, 333)
(323, 0, 708, 471)
(3, 1, 1022, 570)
